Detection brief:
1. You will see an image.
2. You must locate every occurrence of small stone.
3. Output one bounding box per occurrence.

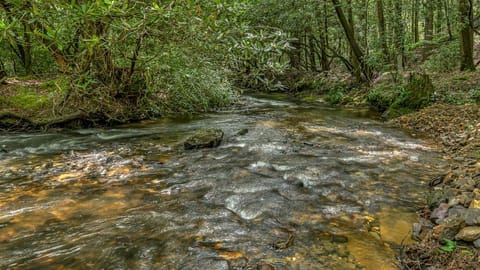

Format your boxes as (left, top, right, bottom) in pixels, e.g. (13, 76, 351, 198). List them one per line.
(474, 238, 480, 248)
(412, 223, 422, 240)
(431, 203, 450, 223)
(460, 192, 473, 207)
(184, 128, 224, 150)
(432, 224, 446, 240)
(258, 264, 275, 270)
(469, 199, 480, 209)
(463, 209, 480, 226)
(455, 226, 480, 242)
(473, 189, 480, 200)
(439, 217, 465, 240)
(369, 231, 381, 240)
(331, 235, 348, 243)
(237, 128, 249, 136)
(448, 205, 467, 217)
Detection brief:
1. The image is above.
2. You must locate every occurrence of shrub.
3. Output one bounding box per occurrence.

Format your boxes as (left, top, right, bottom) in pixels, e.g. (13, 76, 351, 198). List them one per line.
(145, 48, 238, 115)
(367, 84, 402, 111)
(421, 41, 460, 72)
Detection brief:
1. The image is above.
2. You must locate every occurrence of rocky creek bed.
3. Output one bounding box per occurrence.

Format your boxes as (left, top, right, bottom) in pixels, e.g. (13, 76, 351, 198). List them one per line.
(0, 94, 450, 269)
(392, 103, 480, 269)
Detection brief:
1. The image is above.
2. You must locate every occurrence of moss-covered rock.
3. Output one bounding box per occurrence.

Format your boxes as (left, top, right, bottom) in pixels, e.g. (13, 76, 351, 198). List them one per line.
(184, 128, 224, 150)
(372, 72, 434, 118)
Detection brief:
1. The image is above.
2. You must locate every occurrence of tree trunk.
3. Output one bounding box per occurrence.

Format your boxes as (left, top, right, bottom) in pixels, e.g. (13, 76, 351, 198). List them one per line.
(444, 0, 453, 40)
(376, 0, 389, 60)
(308, 34, 317, 71)
(424, 2, 434, 41)
(435, 1, 444, 35)
(393, 0, 405, 71)
(347, 0, 361, 81)
(316, 0, 330, 71)
(412, 0, 419, 43)
(459, 0, 475, 71)
(331, 0, 373, 82)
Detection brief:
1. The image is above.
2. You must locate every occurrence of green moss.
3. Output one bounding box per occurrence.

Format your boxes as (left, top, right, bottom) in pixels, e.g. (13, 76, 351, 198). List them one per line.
(453, 73, 472, 81)
(39, 76, 70, 93)
(0, 86, 49, 110)
(0, 76, 70, 112)
(301, 94, 319, 102)
(370, 73, 434, 118)
(367, 84, 402, 111)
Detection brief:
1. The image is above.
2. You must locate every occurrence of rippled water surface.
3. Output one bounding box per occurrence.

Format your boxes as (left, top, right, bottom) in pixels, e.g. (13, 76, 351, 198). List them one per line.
(0, 94, 445, 269)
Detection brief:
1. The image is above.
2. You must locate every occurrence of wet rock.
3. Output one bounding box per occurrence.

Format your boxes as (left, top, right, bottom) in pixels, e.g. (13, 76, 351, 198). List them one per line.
(237, 128, 249, 136)
(449, 194, 470, 207)
(429, 174, 445, 187)
(438, 217, 465, 240)
(427, 189, 447, 209)
(331, 234, 349, 244)
(448, 205, 467, 217)
(473, 238, 480, 248)
(194, 258, 229, 270)
(184, 128, 224, 150)
(257, 263, 275, 270)
(469, 199, 480, 209)
(455, 226, 480, 242)
(463, 209, 480, 226)
(431, 203, 450, 223)
(412, 223, 422, 240)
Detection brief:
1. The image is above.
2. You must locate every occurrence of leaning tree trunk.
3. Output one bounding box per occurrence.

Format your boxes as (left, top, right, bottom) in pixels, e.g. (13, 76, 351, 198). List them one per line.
(459, 0, 475, 71)
(347, 0, 361, 81)
(331, 0, 373, 82)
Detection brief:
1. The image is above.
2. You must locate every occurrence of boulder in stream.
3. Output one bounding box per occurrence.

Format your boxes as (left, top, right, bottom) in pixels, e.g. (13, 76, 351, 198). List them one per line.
(184, 128, 224, 150)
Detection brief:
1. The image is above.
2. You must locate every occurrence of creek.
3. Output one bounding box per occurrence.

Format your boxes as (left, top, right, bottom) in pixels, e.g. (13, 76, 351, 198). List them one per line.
(0, 94, 445, 269)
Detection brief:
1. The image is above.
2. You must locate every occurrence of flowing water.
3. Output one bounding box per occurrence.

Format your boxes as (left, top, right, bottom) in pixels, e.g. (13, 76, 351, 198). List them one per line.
(0, 94, 445, 269)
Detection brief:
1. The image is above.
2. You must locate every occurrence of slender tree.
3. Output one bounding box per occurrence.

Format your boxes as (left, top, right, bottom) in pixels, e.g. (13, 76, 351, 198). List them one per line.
(376, 0, 389, 60)
(331, 0, 373, 82)
(459, 0, 475, 71)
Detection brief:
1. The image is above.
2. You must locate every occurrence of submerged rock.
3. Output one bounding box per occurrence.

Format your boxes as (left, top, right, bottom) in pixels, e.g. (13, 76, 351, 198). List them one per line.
(237, 128, 249, 136)
(184, 128, 224, 150)
(474, 238, 480, 248)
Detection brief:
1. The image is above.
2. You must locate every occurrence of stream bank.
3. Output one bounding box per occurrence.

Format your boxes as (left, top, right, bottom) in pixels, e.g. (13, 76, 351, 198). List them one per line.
(289, 70, 480, 269)
(391, 104, 480, 269)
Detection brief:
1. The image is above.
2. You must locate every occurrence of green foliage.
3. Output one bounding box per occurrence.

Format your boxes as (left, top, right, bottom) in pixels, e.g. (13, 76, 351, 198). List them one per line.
(367, 84, 402, 111)
(0, 88, 47, 110)
(368, 73, 434, 118)
(421, 41, 460, 72)
(145, 48, 237, 115)
(325, 84, 349, 105)
(439, 238, 457, 253)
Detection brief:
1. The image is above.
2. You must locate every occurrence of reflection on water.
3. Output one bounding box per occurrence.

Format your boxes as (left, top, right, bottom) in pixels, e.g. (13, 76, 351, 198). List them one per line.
(0, 94, 445, 269)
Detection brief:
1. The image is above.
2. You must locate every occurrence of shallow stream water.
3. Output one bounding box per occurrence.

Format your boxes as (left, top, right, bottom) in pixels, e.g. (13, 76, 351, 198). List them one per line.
(0, 94, 445, 269)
